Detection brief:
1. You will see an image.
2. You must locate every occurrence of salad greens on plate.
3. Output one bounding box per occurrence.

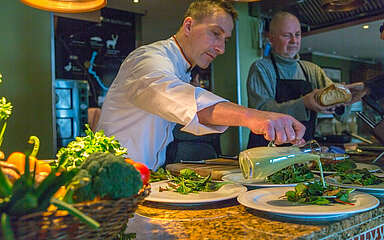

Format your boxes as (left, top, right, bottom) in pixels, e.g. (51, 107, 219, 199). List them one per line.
(334, 168, 383, 186)
(266, 164, 314, 184)
(285, 181, 355, 205)
(151, 168, 228, 194)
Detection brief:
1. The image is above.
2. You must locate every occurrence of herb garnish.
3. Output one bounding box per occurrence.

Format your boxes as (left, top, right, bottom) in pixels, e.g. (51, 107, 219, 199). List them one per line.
(335, 168, 383, 186)
(158, 169, 227, 194)
(310, 159, 356, 172)
(149, 168, 169, 183)
(266, 164, 314, 184)
(55, 124, 127, 170)
(285, 181, 354, 205)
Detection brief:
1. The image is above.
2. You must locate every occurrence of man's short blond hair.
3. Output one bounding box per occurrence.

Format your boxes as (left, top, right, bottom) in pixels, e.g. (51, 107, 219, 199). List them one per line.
(269, 11, 299, 35)
(184, 0, 238, 25)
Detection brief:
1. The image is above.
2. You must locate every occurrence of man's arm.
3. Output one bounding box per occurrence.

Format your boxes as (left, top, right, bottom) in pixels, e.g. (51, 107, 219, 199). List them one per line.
(197, 101, 306, 145)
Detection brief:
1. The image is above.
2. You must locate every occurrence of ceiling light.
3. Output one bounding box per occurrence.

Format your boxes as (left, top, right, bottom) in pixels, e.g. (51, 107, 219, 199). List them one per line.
(362, 25, 369, 29)
(20, 0, 107, 13)
(231, 0, 262, 2)
(322, 0, 365, 12)
(132, 0, 139, 3)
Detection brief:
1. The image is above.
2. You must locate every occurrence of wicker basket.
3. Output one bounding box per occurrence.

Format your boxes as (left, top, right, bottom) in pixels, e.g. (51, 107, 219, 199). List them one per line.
(7, 185, 150, 240)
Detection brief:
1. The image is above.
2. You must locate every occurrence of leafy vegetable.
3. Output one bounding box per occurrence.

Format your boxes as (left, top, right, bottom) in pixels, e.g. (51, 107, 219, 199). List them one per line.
(0, 152, 100, 240)
(311, 159, 356, 172)
(55, 124, 127, 171)
(285, 181, 354, 205)
(159, 169, 227, 194)
(335, 168, 383, 186)
(266, 164, 314, 184)
(64, 152, 143, 203)
(0, 73, 13, 148)
(149, 168, 169, 183)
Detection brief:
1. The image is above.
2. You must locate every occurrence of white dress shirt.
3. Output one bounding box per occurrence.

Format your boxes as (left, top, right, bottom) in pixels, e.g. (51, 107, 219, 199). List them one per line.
(97, 37, 228, 170)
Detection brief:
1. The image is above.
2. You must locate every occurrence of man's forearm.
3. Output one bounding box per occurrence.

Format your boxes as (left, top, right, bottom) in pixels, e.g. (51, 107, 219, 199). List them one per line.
(197, 102, 249, 128)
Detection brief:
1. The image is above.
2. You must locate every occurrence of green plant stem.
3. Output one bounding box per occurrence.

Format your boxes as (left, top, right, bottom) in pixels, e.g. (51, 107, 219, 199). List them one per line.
(1, 213, 15, 240)
(0, 121, 7, 148)
(51, 198, 100, 229)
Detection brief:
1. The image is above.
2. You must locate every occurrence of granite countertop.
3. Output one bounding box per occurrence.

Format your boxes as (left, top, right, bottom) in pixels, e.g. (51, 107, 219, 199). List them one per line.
(126, 157, 384, 240)
(126, 198, 384, 240)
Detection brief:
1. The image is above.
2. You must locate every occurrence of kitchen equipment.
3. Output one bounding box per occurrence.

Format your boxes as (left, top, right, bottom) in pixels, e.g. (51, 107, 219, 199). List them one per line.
(239, 145, 321, 182)
(356, 112, 384, 145)
(180, 158, 239, 166)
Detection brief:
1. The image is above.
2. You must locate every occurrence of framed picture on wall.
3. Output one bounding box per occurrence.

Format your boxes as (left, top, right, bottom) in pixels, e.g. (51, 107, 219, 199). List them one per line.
(323, 67, 342, 83)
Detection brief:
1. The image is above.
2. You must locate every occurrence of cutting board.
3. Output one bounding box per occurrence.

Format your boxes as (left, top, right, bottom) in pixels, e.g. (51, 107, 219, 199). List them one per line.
(166, 162, 241, 180)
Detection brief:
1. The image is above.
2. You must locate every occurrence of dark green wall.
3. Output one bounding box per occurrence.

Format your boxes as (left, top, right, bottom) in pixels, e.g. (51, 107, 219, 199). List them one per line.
(212, 3, 261, 155)
(0, 1, 54, 158)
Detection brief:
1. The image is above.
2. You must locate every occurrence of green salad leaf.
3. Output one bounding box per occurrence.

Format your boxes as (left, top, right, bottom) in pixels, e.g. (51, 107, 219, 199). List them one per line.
(149, 168, 170, 183)
(335, 168, 383, 186)
(157, 169, 228, 194)
(266, 164, 314, 184)
(285, 181, 354, 205)
(55, 124, 127, 170)
(311, 159, 356, 172)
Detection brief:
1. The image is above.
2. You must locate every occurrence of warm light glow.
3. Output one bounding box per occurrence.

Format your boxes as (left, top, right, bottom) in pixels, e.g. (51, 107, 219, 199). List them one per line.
(362, 25, 369, 29)
(231, 0, 261, 2)
(20, 0, 107, 13)
(133, 0, 139, 3)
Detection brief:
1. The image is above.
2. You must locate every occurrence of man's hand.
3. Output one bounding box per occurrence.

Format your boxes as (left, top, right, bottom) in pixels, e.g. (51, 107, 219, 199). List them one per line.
(344, 82, 367, 104)
(303, 89, 341, 114)
(245, 110, 306, 145)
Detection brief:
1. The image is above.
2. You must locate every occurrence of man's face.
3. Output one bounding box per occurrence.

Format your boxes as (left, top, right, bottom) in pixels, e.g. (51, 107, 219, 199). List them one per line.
(269, 16, 301, 58)
(185, 10, 234, 68)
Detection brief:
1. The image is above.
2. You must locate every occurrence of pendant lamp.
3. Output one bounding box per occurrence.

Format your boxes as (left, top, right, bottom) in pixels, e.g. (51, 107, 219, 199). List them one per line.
(322, 0, 365, 12)
(20, 0, 107, 13)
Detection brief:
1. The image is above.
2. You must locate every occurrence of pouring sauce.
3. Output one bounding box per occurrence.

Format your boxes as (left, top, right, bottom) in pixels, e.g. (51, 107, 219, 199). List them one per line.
(239, 146, 326, 187)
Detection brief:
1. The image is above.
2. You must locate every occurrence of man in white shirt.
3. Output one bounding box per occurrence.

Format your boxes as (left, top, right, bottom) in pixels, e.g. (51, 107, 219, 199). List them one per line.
(97, 0, 306, 170)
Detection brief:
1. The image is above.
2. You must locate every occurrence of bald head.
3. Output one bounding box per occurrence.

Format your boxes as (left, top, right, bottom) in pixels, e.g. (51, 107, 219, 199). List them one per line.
(268, 12, 301, 58)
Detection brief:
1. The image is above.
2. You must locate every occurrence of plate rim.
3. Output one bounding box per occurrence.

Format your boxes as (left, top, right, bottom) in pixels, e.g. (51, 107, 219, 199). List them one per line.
(146, 181, 247, 204)
(237, 186, 379, 217)
(222, 173, 305, 187)
(326, 176, 384, 191)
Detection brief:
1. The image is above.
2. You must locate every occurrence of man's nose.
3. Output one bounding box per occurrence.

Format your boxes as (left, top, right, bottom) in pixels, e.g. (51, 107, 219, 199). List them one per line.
(214, 40, 225, 55)
(290, 35, 299, 43)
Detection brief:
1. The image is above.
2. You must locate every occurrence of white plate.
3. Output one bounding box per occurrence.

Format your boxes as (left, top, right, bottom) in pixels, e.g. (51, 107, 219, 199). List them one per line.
(222, 173, 304, 188)
(326, 176, 384, 197)
(146, 181, 247, 204)
(311, 162, 382, 175)
(237, 187, 379, 221)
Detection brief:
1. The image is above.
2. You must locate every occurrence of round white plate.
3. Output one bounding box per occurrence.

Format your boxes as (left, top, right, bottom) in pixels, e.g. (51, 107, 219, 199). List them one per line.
(326, 176, 384, 197)
(222, 173, 304, 188)
(311, 162, 382, 175)
(237, 187, 379, 221)
(146, 181, 247, 204)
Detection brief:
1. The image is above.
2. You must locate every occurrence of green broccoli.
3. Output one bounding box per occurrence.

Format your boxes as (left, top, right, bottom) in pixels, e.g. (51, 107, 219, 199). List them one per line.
(65, 152, 143, 203)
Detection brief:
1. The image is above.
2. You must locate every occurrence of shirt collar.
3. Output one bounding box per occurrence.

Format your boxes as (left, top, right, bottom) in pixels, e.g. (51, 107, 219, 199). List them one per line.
(172, 36, 193, 73)
(272, 51, 301, 65)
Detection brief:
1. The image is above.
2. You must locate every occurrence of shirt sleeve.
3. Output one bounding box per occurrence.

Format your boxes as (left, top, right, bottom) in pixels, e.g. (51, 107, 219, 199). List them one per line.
(115, 49, 228, 135)
(247, 60, 309, 121)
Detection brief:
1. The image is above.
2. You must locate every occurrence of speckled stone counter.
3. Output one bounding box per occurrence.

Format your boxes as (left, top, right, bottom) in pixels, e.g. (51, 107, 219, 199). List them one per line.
(125, 199, 384, 240)
(126, 157, 384, 240)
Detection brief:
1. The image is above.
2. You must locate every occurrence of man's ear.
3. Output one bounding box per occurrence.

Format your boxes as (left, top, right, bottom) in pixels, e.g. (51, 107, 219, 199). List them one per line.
(183, 17, 193, 36)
